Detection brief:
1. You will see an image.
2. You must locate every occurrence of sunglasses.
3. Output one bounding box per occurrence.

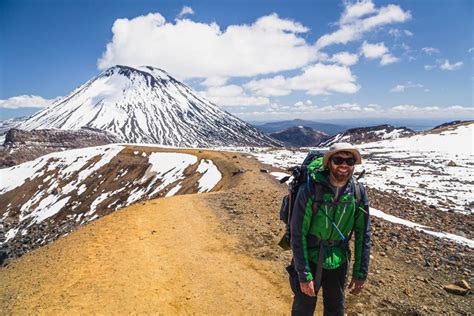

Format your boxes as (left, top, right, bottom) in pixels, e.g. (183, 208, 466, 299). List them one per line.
(331, 156, 356, 166)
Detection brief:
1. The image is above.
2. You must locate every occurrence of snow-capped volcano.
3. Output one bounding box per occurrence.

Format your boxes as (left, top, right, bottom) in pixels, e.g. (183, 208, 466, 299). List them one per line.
(18, 65, 280, 147)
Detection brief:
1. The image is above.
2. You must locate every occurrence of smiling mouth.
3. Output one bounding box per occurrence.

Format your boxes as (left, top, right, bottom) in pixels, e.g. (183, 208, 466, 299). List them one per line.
(335, 167, 351, 177)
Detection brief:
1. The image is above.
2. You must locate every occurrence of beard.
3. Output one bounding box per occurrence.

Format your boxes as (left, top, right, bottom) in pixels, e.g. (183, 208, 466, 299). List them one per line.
(329, 164, 353, 183)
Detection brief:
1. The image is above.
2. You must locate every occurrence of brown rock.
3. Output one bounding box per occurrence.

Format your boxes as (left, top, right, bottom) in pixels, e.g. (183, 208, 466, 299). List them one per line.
(454, 279, 471, 290)
(447, 160, 457, 167)
(443, 283, 470, 296)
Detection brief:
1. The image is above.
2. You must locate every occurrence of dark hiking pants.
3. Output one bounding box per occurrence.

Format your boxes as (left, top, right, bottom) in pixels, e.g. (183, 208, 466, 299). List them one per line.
(287, 261, 348, 316)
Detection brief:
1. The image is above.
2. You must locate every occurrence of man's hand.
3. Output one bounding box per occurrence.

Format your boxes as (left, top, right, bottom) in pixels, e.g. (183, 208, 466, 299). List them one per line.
(300, 280, 316, 297)
(347, 278, 365, 295)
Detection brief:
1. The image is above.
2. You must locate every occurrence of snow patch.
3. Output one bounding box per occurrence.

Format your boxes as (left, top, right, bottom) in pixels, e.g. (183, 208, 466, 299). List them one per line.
(196, 159, 222, 193)
(371, 208, 474, 248)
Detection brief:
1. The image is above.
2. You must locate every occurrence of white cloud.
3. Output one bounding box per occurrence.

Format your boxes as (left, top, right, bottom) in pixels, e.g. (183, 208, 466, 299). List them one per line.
(339, 0, 376, 24)
(421, 47, 440, 55)
(329, 52, 359, 66)
(391, 104, 421, 112)
(469, 48, 474, 54)
(268, 101, 373, 114)
(424, 64, 435, 70)
(390, 85, 405, 93)
(388, 28, 413, 37)
(364, 104, 382, 112)
(423, 106, 440, 111)
(393, 105, 438, 112)
(316, 1, 411, 49)
(390, 82, 423, 93)
(201, 76, 228, 87)
(440, 59, 463, 71)
(388, 28, 401, 37)
(361, 41, 399, 65)
(200, 85, 269, 107)
(336, 103, 361, 111)
(244, 75, 291, 97)
(245, 63, 360, 96)
(361, 41, 388, 58)
(98, 13, 315, 80)
(177, 6, 194, 18)
(230, 102, 473, 121)
(293, 100, 315, 111)
(380, 53, 399, 65)
(447, 105, 474, 111)
(0, 95, 56, 109)
(390, 105, 473, 113)
(318, 103, 382, 113)
(289, 63, 360, 95)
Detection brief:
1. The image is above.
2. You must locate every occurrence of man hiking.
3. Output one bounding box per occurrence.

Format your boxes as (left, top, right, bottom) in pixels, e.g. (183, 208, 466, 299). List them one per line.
(287, 142, 371, 316)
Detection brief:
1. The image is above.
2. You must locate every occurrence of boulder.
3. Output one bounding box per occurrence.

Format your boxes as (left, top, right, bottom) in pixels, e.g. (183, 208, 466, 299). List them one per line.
(447, 160, 457, 167)
(444, 280, 471, 296)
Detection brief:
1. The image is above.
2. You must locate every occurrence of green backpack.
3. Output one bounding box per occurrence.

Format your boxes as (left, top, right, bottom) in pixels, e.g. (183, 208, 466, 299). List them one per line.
(278, 151, 325, 250)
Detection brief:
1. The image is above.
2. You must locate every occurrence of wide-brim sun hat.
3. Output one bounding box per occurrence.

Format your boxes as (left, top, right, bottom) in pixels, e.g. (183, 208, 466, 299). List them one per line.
(323, 142, 362, 169)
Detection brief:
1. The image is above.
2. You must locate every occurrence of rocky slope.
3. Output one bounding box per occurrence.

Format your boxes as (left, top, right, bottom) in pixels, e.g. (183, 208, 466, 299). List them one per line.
(431, 120, 474, 130)
(208, 154, 473, 314)
(0, 128, 120, 168)
(17, 65, 280, 147)
(269, 125, 329, 147)
(320, 124, 414, 146)
(0, 145, 222, 261)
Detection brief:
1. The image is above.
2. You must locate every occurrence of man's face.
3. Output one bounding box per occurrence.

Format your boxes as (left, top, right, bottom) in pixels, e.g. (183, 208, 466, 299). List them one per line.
(329, 152, 355, 182)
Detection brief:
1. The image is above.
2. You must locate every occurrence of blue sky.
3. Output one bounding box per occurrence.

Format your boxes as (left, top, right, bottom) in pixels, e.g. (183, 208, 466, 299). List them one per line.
(1, 0, 473, 122)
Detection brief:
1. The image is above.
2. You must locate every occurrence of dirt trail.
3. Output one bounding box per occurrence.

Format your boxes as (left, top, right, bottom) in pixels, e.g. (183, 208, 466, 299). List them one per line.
(0, 150, 296, 314)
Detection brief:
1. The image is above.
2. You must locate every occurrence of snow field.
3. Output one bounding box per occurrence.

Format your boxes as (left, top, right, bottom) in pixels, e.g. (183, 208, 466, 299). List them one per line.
(263, 124, 474, 248)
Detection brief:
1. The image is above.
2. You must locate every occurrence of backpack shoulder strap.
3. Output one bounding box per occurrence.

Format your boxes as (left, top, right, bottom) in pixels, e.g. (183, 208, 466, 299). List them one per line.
(353, 177, 362, 207)
(346, 178, 364, 244)
(309, 175, 324, 214)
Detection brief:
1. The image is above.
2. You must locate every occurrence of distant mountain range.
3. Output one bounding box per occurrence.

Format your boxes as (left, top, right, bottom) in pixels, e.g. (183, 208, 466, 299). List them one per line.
(262, 124, 414, 147)
(17, 65, 280, 147)
(254, 119, 347, 136)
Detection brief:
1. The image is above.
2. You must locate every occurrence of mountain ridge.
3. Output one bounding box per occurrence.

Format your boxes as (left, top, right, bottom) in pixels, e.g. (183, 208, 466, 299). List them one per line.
(269, 125, 328, 147)
(320, 124, 414, 147)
